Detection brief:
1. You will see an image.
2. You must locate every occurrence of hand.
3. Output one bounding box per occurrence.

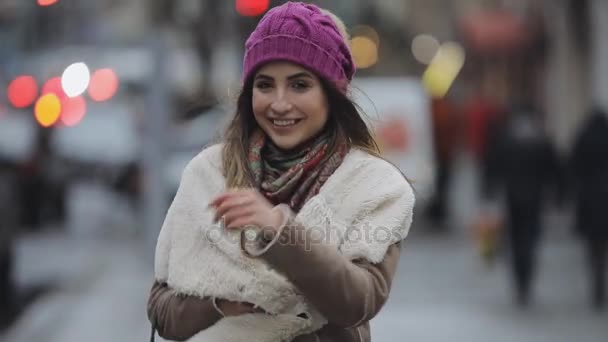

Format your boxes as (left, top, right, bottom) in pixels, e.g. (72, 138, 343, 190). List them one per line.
(216, 298, 266, 316)
(209, 189, 283, 232)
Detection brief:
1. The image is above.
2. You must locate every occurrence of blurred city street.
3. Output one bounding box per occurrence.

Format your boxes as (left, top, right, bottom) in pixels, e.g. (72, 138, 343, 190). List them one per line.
(1, 217, 606, 342)
(0, 230, 151, 342)
(2, 0, 608, 341)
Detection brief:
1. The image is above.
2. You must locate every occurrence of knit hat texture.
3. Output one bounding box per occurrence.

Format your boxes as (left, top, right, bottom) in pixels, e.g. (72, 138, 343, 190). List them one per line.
(243, 2, 355, 91)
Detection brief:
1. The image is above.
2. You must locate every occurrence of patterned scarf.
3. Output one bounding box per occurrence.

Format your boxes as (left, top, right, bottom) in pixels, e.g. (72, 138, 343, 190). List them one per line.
(249, 130, 348, 212)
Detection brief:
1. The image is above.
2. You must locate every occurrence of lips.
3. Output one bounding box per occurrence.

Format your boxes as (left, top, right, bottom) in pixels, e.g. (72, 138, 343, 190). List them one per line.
(271, 119, 302, 127)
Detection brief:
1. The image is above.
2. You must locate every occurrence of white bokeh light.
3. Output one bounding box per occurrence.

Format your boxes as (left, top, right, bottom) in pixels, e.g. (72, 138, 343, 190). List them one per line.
(61, 62, 90, 97)
(412, 34, 440, 65)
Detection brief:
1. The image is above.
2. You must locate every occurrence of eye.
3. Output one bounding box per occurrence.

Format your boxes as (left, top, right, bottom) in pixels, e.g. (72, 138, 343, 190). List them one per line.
(254, 81, 273, 90)
(291, 80, 311, 91)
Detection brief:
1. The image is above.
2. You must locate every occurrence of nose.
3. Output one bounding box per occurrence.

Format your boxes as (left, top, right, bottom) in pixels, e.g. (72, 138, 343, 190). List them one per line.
(270, 91, 293, 115)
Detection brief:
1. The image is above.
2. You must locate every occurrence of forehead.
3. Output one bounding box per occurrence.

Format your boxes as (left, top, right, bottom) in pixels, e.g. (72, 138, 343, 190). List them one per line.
(255, 61, 316, 78)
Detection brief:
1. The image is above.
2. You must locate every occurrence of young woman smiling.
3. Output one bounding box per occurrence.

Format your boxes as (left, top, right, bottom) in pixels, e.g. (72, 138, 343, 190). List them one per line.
(147, 2, 415, 341)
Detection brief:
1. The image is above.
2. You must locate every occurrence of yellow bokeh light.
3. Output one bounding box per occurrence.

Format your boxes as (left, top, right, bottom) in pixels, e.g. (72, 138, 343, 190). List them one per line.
(351, 36, 378, 69)
(422, 42, 466, 98)
(35, 94, 62, 127)
(352, 25, 380, 47)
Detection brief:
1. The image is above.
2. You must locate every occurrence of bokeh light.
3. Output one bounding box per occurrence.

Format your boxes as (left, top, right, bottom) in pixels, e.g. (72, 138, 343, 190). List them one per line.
(351, 36, 378, 69)
(88, 68, 119, 102)
(7, 75, 38, 108)
(42, 76, 68, 100)
(61, 62, 90, 97)
(37, 0, 59, 6)
(412, 34, 440, 65)
(236, 0, 269, 17)
(422, 42, 466, 98)
(34, 94, 62, 127)
(60, 96, 87, 127)
(376, 118, 409, 152)
(352, 26, 380, 47)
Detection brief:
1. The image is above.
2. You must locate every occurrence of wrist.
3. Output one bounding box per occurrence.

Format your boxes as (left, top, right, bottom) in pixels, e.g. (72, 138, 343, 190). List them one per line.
(270, 204, 291, 233)
(262, 204, 290, 242)
(241, 204, 292, 258)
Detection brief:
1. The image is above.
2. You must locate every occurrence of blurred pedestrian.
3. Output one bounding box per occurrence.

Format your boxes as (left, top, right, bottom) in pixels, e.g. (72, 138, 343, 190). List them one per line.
(147, 3, 414, 342)
(462, 90, 503, 164)
(425, 97, 460, 229)
(483, 103, 561, 307)
(570, 108, 608, 311)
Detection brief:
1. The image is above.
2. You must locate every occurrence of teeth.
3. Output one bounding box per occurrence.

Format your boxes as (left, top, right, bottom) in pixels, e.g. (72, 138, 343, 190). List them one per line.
(273, 119, 297, 126)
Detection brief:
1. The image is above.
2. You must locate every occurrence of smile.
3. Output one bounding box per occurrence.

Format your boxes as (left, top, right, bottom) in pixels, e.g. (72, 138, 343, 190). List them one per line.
(271, 119, 302, 127)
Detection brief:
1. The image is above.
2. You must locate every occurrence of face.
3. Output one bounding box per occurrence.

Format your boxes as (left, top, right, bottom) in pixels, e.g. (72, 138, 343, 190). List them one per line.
(252, 61, 329, 150)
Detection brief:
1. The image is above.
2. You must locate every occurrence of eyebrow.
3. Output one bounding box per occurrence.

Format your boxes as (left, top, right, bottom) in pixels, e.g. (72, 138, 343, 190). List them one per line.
(255, 72, 314, 81)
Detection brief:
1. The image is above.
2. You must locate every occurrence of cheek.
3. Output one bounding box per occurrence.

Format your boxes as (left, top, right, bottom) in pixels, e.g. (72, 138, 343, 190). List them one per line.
(311, 109, 329, 130)
(305, 95, 329, 127)
(251, 93, 266, 121)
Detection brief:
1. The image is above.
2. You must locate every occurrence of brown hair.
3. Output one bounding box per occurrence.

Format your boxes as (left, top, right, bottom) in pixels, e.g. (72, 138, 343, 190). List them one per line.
(221, 74, 381, 189)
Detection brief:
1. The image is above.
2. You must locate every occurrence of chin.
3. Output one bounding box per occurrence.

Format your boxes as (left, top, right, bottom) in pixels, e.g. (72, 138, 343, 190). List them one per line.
(268, 136, 304, 150)
(272, 140, 299, 150)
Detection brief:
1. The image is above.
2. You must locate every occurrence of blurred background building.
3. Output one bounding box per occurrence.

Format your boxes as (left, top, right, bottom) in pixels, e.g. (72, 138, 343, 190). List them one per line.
(0, 0, 607, 341)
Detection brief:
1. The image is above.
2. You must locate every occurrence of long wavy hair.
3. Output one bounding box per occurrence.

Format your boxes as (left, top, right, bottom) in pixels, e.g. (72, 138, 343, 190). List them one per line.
(221, 74, 381, 189)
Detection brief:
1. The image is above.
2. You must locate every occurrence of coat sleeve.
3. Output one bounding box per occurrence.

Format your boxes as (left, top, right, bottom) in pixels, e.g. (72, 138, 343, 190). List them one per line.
(245, 181, 412, 328)
(256, 222, 402, 328)
(147, 281, 223, 341)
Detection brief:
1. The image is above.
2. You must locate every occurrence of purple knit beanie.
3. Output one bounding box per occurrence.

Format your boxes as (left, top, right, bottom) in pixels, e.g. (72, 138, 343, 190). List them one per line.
(242, 2, 355, 92)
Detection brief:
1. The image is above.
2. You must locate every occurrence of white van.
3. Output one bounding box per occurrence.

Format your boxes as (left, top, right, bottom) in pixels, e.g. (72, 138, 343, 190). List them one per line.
(352, 77, 435, 201)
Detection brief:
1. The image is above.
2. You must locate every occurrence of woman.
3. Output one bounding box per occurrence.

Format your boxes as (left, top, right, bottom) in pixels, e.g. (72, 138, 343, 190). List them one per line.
(148, 2, 415, 341)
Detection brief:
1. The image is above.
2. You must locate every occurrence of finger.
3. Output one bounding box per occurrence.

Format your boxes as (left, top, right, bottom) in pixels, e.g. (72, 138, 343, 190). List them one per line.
(209, 191, 238, 208)
(213, 194, 246, 222)
(213, 196, 253, 223)
(225, 211, 256, 229)
(225, 213, 256, 230)
(209, 189, 257, 209)
(222, 203, 256, 227)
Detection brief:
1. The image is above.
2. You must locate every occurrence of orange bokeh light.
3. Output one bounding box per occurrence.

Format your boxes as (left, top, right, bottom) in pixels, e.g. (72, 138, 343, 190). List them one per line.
(8, 75, 38, 108)
(236, 0, 269, 17)
(60, 96, 87, 127)
(88, 68, 119, 102)
(35, 94, 62, 127)
(37, 0, 59, 7)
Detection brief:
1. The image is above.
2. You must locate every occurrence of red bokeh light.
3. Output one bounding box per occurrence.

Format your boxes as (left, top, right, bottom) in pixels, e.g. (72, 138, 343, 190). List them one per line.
(42, 77, 67, 100)
(7, 75, 38, 108)
(236, 0, 270, 17)
(37, 0, 59, 7)
(376, 117, 410, 152)
(60, 96, 87, 127)
(88, 68, 119, 102)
